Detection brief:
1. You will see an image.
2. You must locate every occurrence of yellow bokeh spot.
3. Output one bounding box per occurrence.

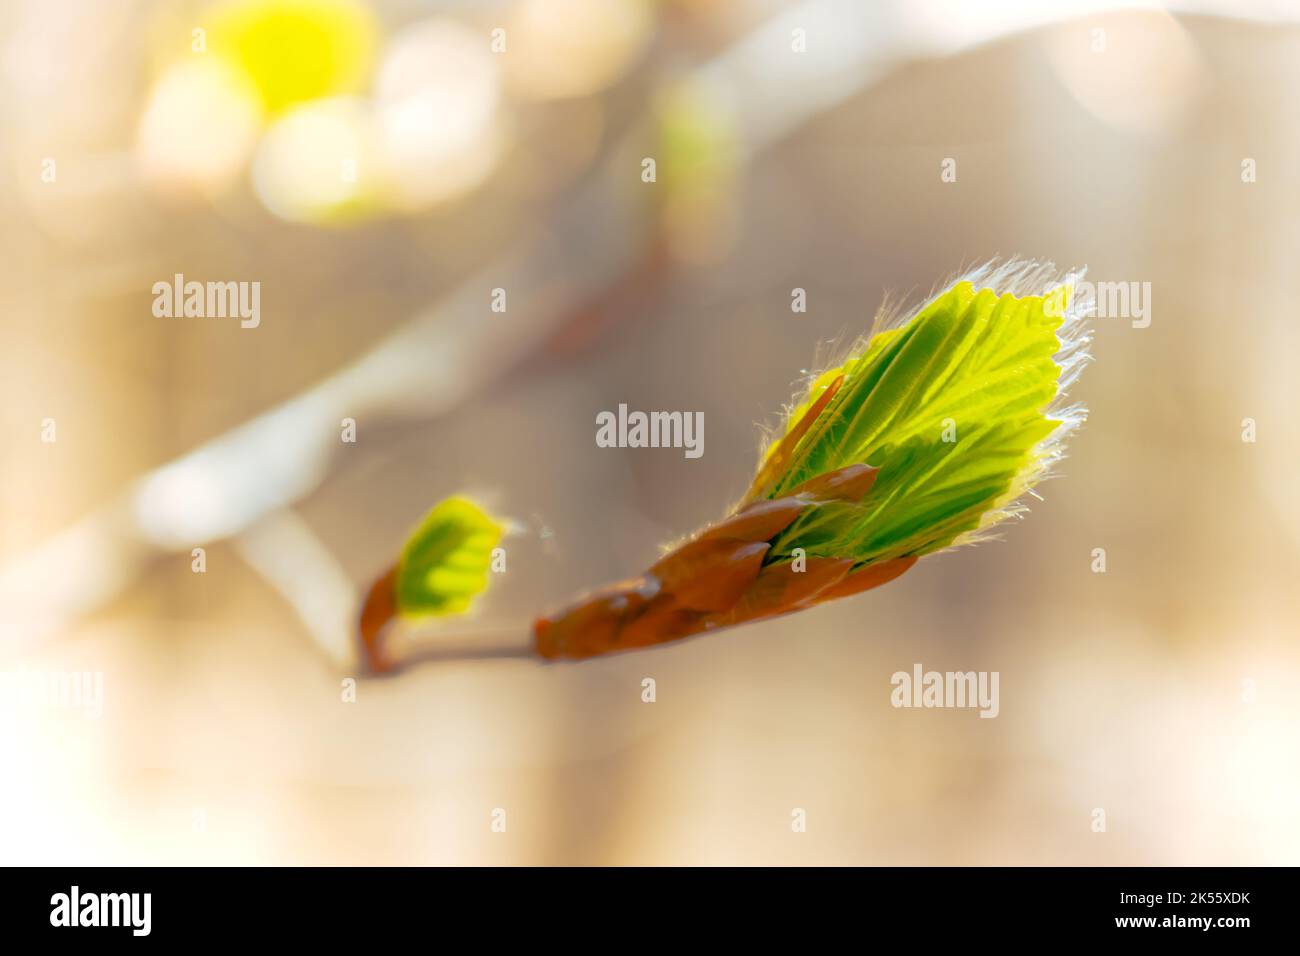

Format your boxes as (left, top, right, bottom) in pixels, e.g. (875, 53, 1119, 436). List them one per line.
(208, 0, 378, 114)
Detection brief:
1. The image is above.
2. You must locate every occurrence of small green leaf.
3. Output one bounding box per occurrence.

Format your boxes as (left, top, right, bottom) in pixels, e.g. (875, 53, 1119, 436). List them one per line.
(394, 496, 504, 618)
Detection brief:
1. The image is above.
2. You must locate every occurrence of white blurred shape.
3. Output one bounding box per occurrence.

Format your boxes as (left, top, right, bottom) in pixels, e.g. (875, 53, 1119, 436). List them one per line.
(374, 19, 505, 210)
(0, 506, 141, 652)
(252, 97, 377, 223)
(234, 510, 357, 670)
(137, 59, 264, 193)
(1047, 8, 1205, 136)
(896, 0, 1141, 56)
(131, 392, 338, 549)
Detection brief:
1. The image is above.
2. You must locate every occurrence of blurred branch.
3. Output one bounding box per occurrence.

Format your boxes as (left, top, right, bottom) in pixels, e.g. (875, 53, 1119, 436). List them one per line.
(232, 509, 357, 669)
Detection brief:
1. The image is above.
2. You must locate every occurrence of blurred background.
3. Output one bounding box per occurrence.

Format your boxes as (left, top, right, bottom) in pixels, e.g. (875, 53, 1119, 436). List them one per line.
(2, 0, 1299, 865)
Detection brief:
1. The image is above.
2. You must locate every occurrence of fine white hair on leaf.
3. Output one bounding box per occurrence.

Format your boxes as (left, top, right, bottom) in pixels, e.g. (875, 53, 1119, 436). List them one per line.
(755, 257, 1094, 553)
(945, 257, 1094, 550)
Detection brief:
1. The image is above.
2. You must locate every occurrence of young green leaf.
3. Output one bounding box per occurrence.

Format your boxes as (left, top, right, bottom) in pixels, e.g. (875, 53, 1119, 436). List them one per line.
(394, 496, 504, 618)
(533, 259, 1093, 660)
(762, 261, 1091, 566)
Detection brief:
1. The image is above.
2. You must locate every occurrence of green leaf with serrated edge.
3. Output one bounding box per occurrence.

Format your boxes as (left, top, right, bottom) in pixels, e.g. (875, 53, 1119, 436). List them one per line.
(394, 496, 504, 618)
(763, 273, 1083, 566)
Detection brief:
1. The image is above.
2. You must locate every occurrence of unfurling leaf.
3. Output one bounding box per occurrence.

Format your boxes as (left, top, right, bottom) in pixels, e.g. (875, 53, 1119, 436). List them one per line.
(395, 496, 504, 618)
(534, 260, 1093, 660)
(760, 264, 1089, 566)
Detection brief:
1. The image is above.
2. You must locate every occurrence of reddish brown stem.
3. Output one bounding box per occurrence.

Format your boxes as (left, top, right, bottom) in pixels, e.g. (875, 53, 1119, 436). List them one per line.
(358, 564, 398, 675)
(533, 463, 912, 661)
(357, 567, 536, 674)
